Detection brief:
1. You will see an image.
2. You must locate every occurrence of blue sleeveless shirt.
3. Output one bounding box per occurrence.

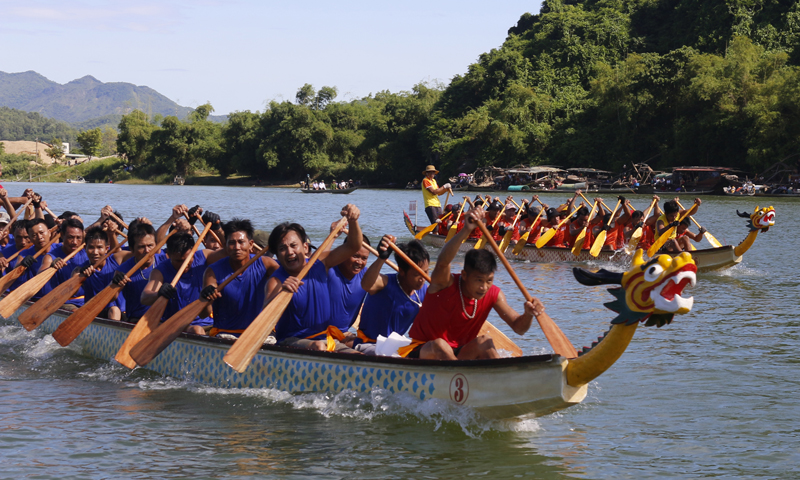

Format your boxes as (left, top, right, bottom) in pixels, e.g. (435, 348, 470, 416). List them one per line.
(83, 255, 124, 312)
(40, 244, 90, 306)
(9, 243, 59, 294)
(271, 259, 332, 341)
(154, 250, 211, 326)
(209, 255, 269, 331)
(118, 252, 168, 319)
(327, 266, 367, 331)
(360, 273, 428, 341)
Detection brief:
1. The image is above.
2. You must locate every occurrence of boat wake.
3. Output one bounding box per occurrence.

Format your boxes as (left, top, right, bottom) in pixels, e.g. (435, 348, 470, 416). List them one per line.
(129, 377, 542, 437)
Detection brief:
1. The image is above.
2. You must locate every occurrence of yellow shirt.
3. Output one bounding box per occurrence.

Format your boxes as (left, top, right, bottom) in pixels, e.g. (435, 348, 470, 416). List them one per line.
(656, 214, 677, 239)
(422, 178, 441, 208)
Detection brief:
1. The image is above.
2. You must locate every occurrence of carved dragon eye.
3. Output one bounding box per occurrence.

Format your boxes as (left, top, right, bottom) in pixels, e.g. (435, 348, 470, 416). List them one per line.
(644, 264, 664, 282)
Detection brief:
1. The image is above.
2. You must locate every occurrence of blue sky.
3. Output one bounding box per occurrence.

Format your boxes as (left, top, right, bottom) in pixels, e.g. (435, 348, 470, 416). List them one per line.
(1, 1, 543, 115)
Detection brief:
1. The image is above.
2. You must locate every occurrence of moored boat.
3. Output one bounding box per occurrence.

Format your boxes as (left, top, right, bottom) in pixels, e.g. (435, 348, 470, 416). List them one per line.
(301, 187, 358, 194)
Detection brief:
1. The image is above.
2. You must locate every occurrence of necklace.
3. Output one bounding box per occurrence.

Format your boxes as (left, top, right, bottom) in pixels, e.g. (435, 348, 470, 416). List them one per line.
(458, 276, 477, 319)
(396, 274, 421, 307)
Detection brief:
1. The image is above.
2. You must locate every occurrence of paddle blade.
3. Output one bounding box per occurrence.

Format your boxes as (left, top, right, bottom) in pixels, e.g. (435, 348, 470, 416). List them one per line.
(498, 230, 514, 254)
(571, 229, 586, 256)
(224, 291, 293, 373)
(129, 299, 207, 366)
(705, 231, 723, 248)
(589, 230, 607, 257)
(52, 285, 122, 346)
(114, 297, 168, 369)
(414, 222, 438, 240)
(444, 223, 458, 243)
(512, 231, 530, 255)
(479, 321, 522, 357)
(18, 275, 85, 331)
(474, 236, 487, 250)
(0, 265, 26, 295)
(647, 227, 675, 257)
(535, 228, 556, 248)
(0, 268, 57, 319)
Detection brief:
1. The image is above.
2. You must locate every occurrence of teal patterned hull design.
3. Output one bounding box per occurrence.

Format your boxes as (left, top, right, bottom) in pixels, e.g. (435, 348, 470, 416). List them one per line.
(7, 304, 587, 419)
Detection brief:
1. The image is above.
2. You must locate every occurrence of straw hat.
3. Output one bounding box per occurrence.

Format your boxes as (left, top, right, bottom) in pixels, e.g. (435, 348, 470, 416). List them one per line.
(422, 165, 439, 175)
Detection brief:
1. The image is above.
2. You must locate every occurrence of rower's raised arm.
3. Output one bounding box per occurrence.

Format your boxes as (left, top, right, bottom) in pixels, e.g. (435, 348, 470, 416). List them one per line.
(156, 204, 188, 243)
(321, 203, 361, 268)
(360, 234, 393, 294)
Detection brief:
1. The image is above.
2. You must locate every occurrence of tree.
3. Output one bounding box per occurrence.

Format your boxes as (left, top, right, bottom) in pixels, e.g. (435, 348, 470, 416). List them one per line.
(45, 138, 65, 162)
(99, 127, 118, 157)
(77, 128, 103, 159)
(314, 86, 338, 110)
(296, 84, 315, 106)
(117, 110, 157, 165)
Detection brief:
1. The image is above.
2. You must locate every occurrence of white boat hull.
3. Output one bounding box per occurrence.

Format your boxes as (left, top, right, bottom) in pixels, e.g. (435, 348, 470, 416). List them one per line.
(6, 303, 587, 419)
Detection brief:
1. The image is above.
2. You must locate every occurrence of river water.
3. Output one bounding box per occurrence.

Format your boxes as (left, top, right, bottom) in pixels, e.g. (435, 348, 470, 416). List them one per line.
(0, 182, 796, 479)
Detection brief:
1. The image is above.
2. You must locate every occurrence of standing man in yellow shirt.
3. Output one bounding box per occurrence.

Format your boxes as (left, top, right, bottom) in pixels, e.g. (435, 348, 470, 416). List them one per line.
(421, 165, 452, 224)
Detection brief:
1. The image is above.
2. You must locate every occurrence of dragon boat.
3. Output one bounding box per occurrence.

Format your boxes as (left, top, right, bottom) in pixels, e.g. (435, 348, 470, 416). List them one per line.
(404, 206, 776, 272)
(3, 251, 698, 419)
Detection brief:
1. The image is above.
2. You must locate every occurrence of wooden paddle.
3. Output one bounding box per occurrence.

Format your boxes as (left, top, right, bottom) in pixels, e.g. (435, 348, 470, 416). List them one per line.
(108, 211, 128, 229)
(2, 198, 33, 234)
(498, 203, 524, 254)
(675, 200, 722, 248)
(0, 243, 86, 319)
(51, 230, 176, 347)
(0, 232, 61, 295)
(444, 199, 468, 243)
(512, 205, 545, 256)
(223, 218, 348, 373)
(132, 241, 272, 368)
(474, 219, 577, 358)
(534, 205, 575, 249)
(114, 223, 213, 369)
(474, 200, 506, 250)
(18, 235, 128, 331)
(647, 205, 694, 257)
(414, 211, 452, 240)
(589, 199, 622, 257)
(386, 240, 524, 357)
(184, 211, 223, 246)
(570, 201, 598, 256)
(578, 192, 612, 213)
(361, 242, 400, 271)
(626, 197, 658, 253)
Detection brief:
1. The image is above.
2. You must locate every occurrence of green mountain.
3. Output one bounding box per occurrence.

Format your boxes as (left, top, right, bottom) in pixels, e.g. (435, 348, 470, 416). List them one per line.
(0, 71, 226, 124)
(0, 106, 77, 144)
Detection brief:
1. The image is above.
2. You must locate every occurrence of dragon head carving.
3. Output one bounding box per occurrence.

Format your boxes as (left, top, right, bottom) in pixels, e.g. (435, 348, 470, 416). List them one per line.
(573, 250, 697, 327)
(737, 206, 775, 232)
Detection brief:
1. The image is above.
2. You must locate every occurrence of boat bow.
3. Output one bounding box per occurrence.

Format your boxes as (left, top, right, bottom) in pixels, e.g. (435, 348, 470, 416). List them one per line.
(565, 250, 697, 387)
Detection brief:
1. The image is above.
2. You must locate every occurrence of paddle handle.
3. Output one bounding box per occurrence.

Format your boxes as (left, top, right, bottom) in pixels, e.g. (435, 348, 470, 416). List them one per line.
(56, 243, 86, 265)
(361, 242, 400, 272)
(474, 220, 532, 302)
(184, 212, 223, 245)
(170, 223, 211, 286)
(292, 217, 347, 282)
(579, 192, 611, 212)
(108, 211, 128, 230)
(6, 198, 33, 227)
(452, 197, 468, 224)
(43, 205, 57, 219)
(122, 229, 176, 277)
(605, 199, 622, 227)
(30, 232, 61, 260)
(216, 241, 271, 292)
(387, 242, 431, 283)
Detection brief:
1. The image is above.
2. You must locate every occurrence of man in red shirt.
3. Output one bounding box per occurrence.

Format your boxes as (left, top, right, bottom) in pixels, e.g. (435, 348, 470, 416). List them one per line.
(405, 208, 545, 360)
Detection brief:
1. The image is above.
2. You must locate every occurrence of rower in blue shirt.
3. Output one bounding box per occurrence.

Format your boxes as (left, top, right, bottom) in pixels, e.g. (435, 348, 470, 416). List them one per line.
(326, 234, 370, 341)
(74, 226, 128, 320)
(357, 237, 429, 355)
(38, 218, 88, 309)
(265, 204, 363, 353)
(201, 219, 279, 338)
(142, 232, 227, 335)
(8, 218, 58, 292)
(111, 220, 168, 322)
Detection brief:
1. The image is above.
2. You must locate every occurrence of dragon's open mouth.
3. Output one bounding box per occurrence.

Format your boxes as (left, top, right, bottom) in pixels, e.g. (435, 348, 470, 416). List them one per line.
(760, 211, 776, 227)
(651, 265, 697, 313)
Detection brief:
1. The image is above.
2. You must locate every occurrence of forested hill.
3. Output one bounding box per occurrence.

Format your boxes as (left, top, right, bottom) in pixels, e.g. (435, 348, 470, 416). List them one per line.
(0, 71, 226, 124)
(429, 0, 800, 176)
(113, 0, 800, 184)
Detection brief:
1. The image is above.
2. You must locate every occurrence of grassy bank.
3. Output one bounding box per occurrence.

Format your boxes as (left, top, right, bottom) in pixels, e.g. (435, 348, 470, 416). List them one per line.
(10, 156, 302, 187)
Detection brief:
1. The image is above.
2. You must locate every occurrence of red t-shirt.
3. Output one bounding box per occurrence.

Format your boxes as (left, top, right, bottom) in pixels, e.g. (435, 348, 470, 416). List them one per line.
(409, 274, 501, 348)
